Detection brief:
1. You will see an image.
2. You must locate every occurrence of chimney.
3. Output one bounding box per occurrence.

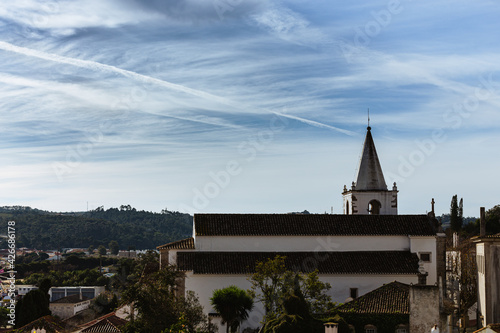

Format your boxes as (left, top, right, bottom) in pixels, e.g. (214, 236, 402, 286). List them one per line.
(480, 207, 486, 237)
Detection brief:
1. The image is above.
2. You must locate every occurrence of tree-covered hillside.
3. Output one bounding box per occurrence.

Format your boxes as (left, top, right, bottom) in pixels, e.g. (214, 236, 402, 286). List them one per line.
(0, 206, 192, 250)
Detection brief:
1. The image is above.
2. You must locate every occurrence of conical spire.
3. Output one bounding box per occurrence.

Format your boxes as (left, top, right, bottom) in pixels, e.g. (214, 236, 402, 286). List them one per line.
(354, 126, 387, 191)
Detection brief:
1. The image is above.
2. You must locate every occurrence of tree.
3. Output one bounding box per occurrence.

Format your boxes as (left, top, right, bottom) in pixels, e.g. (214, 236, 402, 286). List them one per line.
(450, 195, 463, 232)
(98, 245, 107, 256)
(0, 307, 9, 327)
(15, 289, 51, 328)
(121, 259, 214, 333)
(260, 274, 324, 333)
(109, 240, 119, 255)
(210, 286, 254, 333)
(88, 244, 95, 255)
(448, 239, 477, 332)
(91, 291, 118, 315)
(248, 255, 287, 319)
(486, 205, 500, 234)
(248, 255, 331, 322)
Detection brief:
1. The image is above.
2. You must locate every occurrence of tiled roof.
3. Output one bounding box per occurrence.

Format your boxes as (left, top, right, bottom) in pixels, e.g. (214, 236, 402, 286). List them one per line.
(336, 281, 410, 314)
(473, 324, 500, 333)
(157, 237, 194, 250)
(194, 214, 436, 236)
(79, 312, 128, 333)
(51, 294, 90, 304)
(12, 315, 65, 333)
(177, 251, 419, 275)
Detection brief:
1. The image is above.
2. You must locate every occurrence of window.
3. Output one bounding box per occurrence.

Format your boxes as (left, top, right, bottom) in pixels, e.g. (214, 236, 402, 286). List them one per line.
(365, 324, 377, 333)
(396, 324, 408, 333)
(346, 201, 350, 215)
(368, 200, 381, 215)
(419, 252, 431, 262)
(350, 288, 358, 299)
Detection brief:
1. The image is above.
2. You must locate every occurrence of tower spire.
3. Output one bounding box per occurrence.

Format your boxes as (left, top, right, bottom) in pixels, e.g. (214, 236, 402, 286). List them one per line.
(355, 125, 387, 191)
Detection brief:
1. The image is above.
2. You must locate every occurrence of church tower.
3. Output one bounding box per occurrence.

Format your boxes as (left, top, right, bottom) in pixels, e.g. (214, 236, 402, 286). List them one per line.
(342, 126, 398, 215)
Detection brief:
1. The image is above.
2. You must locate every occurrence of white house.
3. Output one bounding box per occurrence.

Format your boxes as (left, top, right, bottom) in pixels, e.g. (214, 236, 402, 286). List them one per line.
(474, 207, 500, 327)
(49, 294, 91, 320)
(158, 126, 446, 332)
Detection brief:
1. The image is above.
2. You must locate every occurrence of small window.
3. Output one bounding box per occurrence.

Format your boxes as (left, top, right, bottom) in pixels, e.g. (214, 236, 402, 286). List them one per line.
(350, 288, 358, 299)
(365, 324, 377, 333)
(420, 253, 431, 262)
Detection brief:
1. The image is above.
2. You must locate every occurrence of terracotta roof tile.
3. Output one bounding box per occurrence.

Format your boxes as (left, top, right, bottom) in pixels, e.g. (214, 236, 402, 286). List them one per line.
(337, 281, 410, 314)
(80, 315, 127, 333)
(157, 237, 194, 250)
(473, 324, 500, 333)
(13, 315, 65, 333)
(78, 312, 128, 333)
(194, 214, 436, 236)
(177, 251, 419, 275)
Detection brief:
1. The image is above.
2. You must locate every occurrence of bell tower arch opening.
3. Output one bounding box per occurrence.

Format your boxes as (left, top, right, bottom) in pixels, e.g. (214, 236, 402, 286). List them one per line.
(368, 200, 381, 215)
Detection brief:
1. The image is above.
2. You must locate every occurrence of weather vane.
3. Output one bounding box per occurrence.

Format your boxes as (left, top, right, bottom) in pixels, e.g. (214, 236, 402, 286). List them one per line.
(367, 108, 370, 127)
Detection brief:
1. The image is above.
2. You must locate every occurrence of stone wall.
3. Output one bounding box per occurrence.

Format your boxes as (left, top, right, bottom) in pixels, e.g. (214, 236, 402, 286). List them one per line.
(409, 285, 443, 333)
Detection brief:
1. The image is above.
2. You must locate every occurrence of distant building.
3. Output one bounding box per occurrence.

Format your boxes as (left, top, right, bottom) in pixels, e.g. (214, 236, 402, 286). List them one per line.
(49, 286, 105, 302)
(15, 284, 38, 296)
(49, 294, 91, 320)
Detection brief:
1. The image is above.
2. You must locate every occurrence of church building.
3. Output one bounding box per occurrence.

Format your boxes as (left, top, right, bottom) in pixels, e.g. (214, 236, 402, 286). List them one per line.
(158, 126, 446, 332)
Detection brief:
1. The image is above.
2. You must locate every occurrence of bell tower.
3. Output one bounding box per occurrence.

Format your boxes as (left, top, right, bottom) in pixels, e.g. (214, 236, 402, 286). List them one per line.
(342, 126, 398, 215)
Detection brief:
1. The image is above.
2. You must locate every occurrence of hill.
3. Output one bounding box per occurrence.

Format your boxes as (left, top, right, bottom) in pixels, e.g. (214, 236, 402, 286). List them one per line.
(0, 206, 192, 250)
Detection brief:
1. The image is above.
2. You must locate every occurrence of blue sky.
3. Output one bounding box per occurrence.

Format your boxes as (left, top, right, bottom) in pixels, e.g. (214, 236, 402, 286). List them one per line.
(0, 0, 499, 218)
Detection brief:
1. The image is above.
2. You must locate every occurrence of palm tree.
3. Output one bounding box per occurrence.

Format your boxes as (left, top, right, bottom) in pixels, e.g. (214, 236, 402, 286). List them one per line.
(210, 285, 254, 333)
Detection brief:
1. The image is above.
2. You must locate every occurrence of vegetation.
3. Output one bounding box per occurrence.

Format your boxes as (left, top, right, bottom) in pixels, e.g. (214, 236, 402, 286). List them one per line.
(15, 254, 118, 279)
(248, 255, 332, 323)
(121, 254, 215, 333)
(0, 205, 192, 250)
(109, 240, 119, 255)
(14, 281, 51, 328)
(23, 268, 109, 287)
(90, 291, 119, 316)
(210, 286, 253, 333)
(450, 195, 463, 232)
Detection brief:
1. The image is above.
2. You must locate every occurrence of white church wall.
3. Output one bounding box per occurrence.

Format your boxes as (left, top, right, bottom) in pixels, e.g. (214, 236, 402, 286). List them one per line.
(195, 235, 410, 252)
(184, 272, 419, 332)
(409, 236, 438, 285)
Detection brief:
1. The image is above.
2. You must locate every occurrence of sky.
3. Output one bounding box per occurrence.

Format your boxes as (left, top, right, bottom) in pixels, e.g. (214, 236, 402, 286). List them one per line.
(0, 0, 499, 218)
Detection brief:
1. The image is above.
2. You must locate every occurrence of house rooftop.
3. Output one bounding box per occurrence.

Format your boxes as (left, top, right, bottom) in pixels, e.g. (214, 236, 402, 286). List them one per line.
(177, 251, 420, 275)
(51, 294, 90, 304)
(336, 281, 410, 314)
(157, 237, 194, 250)
(78, 312, 128, 333)
(194, 214, 436, 237)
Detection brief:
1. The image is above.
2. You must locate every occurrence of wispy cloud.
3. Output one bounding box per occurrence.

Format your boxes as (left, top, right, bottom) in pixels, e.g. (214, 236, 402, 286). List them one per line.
(0, 1, 499, 217)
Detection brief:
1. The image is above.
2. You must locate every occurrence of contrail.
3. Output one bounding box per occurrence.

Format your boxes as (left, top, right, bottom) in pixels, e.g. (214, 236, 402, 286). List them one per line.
(273, 112, 356, 136)
(0, 41, 239, 108)
(0, 41, 354, 135)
